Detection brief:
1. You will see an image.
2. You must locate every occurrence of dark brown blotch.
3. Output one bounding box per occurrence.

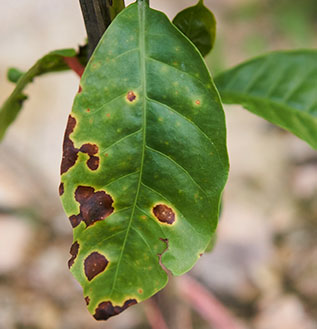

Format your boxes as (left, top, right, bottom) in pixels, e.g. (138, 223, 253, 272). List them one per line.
(84, 252, 108, 281)
(69, 214, 82, 228)
(87, 156, 99, 170)
(153, 204, 175, 224)
(79, 143, 99, 171)
(80, 143, 98, 155)
(127, 91, 136, 102)
(68, 241, 80, 269)
(85, 296, 91, 305)
(59, 182, 64, 196)
(71, 186, 114, 227)
(61, 115, 78, 174)
(93, 299, 137, 320)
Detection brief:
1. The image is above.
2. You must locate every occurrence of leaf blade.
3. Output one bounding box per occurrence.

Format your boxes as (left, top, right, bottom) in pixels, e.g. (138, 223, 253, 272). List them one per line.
(173, 0, 216, 57)
(215, 50, 317, 148)
(60, 1, 228, 320)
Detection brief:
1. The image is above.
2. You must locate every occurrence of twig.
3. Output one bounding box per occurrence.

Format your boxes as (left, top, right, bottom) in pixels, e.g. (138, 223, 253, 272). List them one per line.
(79, 0, 111, 57)
(178, 275, 248, 329)
(143, 298, 170, 329)
(63, 57, 85, 77)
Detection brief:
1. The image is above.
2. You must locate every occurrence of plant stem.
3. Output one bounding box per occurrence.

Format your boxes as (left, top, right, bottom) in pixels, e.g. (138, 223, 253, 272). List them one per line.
(79, 0, 125, 58)
(178, 275, 248, 329)
(63, 57, 85, 77)
(79, 0, 110, 58)
(143, 298, 170, 329)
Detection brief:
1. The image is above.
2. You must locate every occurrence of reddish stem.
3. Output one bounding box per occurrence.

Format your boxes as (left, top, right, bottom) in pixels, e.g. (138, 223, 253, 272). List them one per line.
(143, 298, 170, 329)
(178, 275, 248, 329)
(63, 57, 85, 77)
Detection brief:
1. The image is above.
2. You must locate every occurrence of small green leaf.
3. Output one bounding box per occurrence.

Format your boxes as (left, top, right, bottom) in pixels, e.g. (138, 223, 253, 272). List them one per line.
(173, 0, 216, 57)
(60, 0, 228, 320)
(7, 68, 25, 83)
(215, 50, 317, 149)
(0, 48, 76, 141)
(106, 0, 125, 20)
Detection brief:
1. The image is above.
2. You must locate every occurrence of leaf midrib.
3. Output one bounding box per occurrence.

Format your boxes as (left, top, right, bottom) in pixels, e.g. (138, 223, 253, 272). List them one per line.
(109, 1, 147, 298)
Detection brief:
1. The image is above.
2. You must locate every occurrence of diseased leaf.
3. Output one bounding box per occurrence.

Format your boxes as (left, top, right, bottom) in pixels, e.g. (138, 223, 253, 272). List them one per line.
(0, 48, 76, 141)
(173, 0, 216, 57)
(215, 50, 317, 149)
(60, 0, 228, 321)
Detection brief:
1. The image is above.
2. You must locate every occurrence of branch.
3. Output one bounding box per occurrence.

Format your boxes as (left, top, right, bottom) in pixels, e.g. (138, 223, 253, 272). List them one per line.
(178, 275, 248, 329)
(143, 298, 170, 329)
(63, 57, 85, 77)
(79, 0, 125, 58)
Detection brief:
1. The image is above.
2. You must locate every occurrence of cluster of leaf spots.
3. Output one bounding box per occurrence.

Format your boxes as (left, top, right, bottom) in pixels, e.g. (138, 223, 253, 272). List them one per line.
(67, 243, 137, 320)
(61, 115, 100, 175)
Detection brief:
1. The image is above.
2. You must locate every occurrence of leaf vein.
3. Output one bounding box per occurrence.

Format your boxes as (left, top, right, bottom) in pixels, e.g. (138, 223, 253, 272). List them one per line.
(146, 145, 209, 199)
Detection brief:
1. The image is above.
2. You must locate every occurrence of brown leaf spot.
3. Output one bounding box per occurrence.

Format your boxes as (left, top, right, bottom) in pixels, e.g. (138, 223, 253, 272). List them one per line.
(73, 186, 114, 227)
(153, 204, 175, 224)
(85, 296, 90, 305)
(87, 156, 99, 170)
(94, 299, 137, 321)
(86, 108, 90, 113)
(79, 143, 99, 171)
(195, 100, 201, 105)
(80, 143, 98, 155)
(106, 113, 111, 118)
(61, 115, 78, 174)
(68, 241, 79, 269)
(138, 289, 143, 294)
(59, 182, 64, 196)
(126, 91, 136, 102)
(84, 252, 108, 281)
(69, 215, 82, 228)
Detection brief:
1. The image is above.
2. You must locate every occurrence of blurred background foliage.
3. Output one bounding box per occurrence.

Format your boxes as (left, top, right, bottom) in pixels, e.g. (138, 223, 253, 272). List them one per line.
(0, 0, 316, 329)
(208, 0, 317, 74)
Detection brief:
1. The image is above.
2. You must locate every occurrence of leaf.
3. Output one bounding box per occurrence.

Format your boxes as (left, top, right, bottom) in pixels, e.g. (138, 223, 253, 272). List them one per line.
(173, 0, 216, 57)
(106, 0, 125, 20)
(0, 48, 77, 141)
(60, 0, 228, 321)
(7, 68, 25, 83)
(215, 50, 317, 149)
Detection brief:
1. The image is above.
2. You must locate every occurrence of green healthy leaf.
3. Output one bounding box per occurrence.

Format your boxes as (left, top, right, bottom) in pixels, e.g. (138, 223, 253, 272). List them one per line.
(0, 48, 77, 141)
(106, 0, 125, 20)
(7, 67, 25, 83)
(60, 0, 228, 321)
(215, 50, 317, 149)
(173, 0, 216, 57)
